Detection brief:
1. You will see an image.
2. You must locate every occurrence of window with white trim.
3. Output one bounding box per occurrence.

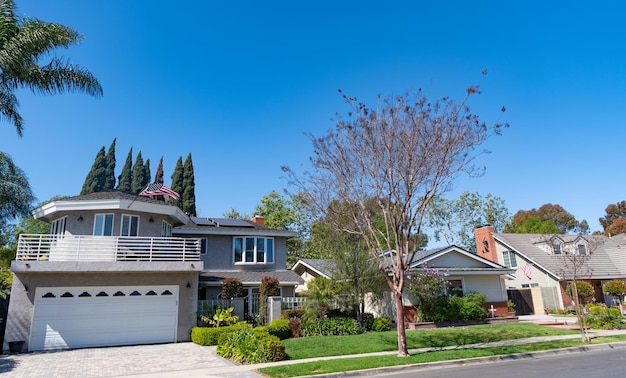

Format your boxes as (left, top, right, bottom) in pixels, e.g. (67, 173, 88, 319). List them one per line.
(121, 214, 139, 236)
(446, 279, 464, 297)
(233, 237, 274, 264)
(577, 243, 588, 255)
(50, 216, 67, 236)
(161, 221, 172, 237)
(94, 214, 114, 236)
(200, 238, 208, 255)
(502, 250, 517, 268)
(552, 242, 562, 255)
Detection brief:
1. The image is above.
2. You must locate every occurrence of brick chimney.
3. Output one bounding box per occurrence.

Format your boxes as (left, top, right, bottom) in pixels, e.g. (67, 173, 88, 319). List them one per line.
(474, 225, 498, 263)
(251, 216, 264, 227)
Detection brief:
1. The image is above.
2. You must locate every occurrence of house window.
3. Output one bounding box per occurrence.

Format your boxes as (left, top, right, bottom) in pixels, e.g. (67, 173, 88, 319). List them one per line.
(233, 237, 274, 264)
(200, 238, 208, 255)
(577, 243, 588, 256)
(161, 221, 172, 237)
(522, 283, 539, 288)
(552, 242, 562, 255)
(94, 214, 114, 236)
(446, 279, 464, 297)
(121, 214, 139, 236)
(502, 250, 517, 268)
(50, 216, 67, 236)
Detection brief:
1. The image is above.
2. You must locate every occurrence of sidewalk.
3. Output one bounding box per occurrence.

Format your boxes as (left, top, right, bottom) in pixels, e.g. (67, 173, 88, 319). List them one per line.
(123, 323, 626, 378)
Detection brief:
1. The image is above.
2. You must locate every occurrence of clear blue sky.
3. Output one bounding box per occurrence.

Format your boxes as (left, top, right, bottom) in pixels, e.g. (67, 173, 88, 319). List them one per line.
(2, 1, 625, 236)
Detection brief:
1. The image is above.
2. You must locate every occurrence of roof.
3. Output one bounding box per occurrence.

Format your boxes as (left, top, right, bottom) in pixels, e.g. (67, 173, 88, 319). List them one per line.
(199, 270, 304, 285)
(174, 217, 299, 237)
(408, 245, 514, 276)
(32, 190, 189, 225)
(494, 233, 626, 280)
(291, 259, 337, 278)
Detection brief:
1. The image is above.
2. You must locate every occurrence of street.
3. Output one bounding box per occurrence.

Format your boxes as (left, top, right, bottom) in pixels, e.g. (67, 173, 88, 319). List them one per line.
(363, 347, 626, 378)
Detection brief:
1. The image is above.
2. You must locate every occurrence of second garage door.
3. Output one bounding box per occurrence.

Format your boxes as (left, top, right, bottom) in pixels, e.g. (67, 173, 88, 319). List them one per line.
(29, 285, 179, 351)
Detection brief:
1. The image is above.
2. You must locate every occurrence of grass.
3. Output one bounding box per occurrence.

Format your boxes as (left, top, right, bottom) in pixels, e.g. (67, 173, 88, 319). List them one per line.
(259, 334, 626, 377)
(282, 322, 578, 359)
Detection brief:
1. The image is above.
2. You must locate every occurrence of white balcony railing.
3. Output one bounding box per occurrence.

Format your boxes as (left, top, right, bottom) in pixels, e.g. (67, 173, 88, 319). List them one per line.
(16, 234, 201, 262)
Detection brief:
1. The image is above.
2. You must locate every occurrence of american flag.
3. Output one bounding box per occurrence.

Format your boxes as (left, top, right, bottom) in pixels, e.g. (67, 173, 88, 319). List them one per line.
(139, 183, 180, 200)
(521, 264, 533, 280)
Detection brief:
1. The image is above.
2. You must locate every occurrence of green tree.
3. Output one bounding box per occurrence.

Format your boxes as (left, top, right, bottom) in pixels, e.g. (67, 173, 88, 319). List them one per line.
(0, 151, 34, 220)
(170, 156, 184, 206)
(253, 190, 311, 267)
(223, 208, 250, 220)
(143, 158, 151, 188)
(130, 151, 146, 194)
(515, 216, 559, 234)
(0, 0, 102, 136)
(284, 80, 507, 356)
(80, 146, 106, 195)
(154, 156, 164, 184)
(507, 204, 585, 234)
(117, 147, 133, 193)
(103, 138, 116, 190)
(427, 192, 510, 251)
(182, 153, 196, 216)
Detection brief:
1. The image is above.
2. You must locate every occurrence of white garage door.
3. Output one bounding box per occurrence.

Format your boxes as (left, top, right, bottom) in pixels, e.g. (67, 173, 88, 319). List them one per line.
(30, 285, 179, 351)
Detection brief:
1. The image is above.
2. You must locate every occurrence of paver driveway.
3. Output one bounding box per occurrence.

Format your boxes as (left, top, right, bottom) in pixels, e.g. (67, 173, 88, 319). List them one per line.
(0, 342, 262, 378)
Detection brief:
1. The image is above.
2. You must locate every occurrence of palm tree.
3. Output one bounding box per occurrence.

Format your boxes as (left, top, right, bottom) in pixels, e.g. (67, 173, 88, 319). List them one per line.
(0, 0, 102, 136)
(0, 151, 34, 221)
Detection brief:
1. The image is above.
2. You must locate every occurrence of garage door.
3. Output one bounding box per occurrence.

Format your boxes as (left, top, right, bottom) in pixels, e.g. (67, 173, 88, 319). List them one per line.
(30, 285, 179, 351)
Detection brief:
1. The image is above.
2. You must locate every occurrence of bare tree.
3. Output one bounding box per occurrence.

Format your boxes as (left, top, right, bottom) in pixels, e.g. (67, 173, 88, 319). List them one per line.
(284, 78, 507, 356)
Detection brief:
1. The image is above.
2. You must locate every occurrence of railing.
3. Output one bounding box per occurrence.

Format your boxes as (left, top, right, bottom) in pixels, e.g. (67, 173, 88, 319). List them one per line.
(16, 234, 201, 262)
(282, 296, 307, 310)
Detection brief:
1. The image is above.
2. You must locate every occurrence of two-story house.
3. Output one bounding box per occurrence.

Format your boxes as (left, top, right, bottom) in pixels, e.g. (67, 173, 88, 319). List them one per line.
(4, 190, 301, 353)
(474, 225, 626, 313)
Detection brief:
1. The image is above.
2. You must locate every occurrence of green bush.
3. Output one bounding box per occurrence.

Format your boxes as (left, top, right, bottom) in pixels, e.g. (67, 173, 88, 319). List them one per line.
(363, 313, 375, 331)
(282, 308, 306, 319)
(604, 280, 626, 297)
(371, 317, 392, 332)
(418, 293, 487, 323)
(460, 293, 488, 321)
(191, 322, 250, 346)
(268, 319, 291, 340)
(586, 304, 624, 329)
(303, 317, 364, 336)
(217, 327, 285, 364)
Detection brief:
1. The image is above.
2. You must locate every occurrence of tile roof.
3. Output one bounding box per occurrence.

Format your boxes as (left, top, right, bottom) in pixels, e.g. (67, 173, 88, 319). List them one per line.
(293, 259, 337, 278)
(494, 233, 626, 279)
(199, 270, 304, 285)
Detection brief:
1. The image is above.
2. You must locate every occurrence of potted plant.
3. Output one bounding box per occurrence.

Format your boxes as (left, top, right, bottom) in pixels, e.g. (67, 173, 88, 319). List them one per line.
(507, 300, 516, 316)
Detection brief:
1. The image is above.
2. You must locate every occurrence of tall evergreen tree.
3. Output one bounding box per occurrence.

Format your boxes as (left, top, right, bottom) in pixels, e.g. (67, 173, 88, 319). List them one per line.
(143, 158, 151, 188)
(131, 151, 146, 194)
(182, 153, 196, 216)
(103, 138, 116, 190)
(117, 147, 133, 193)
(155, 157, 164, 184)
(80, 146, 106, 195)
(170, 156, 184, 207)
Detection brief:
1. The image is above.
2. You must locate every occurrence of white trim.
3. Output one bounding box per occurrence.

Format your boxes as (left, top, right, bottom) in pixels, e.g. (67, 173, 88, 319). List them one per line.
(120, 214, 140, 236)
(291, 260, 332, 279)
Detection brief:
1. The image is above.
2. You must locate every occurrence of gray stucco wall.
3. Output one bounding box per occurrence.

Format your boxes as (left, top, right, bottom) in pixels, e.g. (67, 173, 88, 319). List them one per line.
(198, 234, 288, 270)
(4, 270, 199, 352)
(54, 210, 179, 237)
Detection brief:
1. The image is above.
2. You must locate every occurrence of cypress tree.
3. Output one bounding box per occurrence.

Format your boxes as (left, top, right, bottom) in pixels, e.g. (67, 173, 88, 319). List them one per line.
(170, 156, 184, 207)
(117, 147, 133, 193)
(131, 151, 146, 194)
(103, 138, 116, 190)
(143, 158, 151, 188)
(182, 153, 197, 216)
(155, 156, 164, 184)
(80, 146, 106, 195)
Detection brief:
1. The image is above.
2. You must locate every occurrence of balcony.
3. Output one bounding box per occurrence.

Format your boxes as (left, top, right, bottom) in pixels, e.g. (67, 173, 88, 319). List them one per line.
(17, 234, 201, 262)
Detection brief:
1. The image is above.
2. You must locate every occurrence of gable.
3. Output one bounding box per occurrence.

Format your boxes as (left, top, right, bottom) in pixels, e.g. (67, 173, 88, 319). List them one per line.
(428, 250, 495, 269)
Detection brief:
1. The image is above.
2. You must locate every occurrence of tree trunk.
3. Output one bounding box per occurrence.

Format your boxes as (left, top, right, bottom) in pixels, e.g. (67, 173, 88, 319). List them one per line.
(394, 289, 409, 357)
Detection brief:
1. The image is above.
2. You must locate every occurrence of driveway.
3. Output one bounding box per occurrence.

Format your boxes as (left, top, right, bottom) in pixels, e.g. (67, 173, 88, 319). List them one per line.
(0, 342, 263, 378)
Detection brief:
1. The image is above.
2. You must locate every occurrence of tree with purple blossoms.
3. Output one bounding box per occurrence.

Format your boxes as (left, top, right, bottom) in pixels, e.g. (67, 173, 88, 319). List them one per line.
(405, 265, 449, 308)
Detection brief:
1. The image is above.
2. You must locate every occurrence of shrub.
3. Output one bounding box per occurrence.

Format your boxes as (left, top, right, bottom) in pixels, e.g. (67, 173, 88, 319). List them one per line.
(268, 319, 291, 340)
(586, 304, 624, 329)
(191, 322, 250, 346)
(604, 280, 626, 297)
(418, 293, 487, 322)
(282, 308, 306, 319)
(371, 317, 392, 332)
(217, 328, 285, 364)
(566, 281, 594, 301)
(199, 306, 239, 327)
(460, 293, 487, 321)
(362, 313, 375, 331)
(303, 317, 364, 336)
(288, 317, 303, 338)
(221, 277, 245, 299)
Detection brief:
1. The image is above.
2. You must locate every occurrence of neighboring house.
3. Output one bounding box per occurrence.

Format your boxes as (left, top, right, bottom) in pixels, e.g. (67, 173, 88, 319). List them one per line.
(291, 245, 514, 319)
(291, 259, 337, 293)
(474, 225, 626, 313)
(4, 190, 301, 353)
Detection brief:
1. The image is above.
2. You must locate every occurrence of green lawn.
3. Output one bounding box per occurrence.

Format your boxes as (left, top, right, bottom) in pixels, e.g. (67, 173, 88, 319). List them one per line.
(260, 335, 626, 377)
(282, 323, 578, 359)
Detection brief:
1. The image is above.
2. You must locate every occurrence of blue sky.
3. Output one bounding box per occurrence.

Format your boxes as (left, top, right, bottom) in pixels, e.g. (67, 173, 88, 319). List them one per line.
(2, 1, 625, 236)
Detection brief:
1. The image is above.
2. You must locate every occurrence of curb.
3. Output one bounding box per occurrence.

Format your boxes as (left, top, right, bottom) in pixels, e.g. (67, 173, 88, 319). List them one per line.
(291, 341, 626, 378)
